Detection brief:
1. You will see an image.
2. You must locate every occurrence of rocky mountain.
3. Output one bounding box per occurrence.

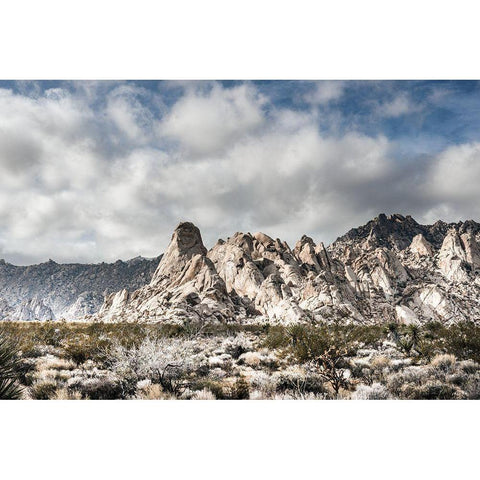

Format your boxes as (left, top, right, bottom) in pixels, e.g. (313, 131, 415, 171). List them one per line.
(98, 215, 480, 325)
(4, 214, 480, 325)
(0, 256, 161, 321)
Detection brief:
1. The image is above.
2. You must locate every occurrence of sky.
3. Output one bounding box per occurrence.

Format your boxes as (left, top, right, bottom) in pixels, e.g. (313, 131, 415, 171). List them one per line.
(1, 80, 480, 265)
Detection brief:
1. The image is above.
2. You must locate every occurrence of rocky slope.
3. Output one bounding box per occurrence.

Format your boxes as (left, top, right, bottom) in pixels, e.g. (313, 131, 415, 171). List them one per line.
(0, 256, 161, 321)
(98, 215, 480, 325)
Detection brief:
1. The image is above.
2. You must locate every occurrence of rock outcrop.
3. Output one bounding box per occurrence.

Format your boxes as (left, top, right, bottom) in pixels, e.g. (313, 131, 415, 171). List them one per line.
(99, 223, 236, 323)
(14, 297, 55, 322)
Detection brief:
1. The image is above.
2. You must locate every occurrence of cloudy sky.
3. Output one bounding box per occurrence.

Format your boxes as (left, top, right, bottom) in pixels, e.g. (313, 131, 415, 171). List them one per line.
(1, 80, 480, 264)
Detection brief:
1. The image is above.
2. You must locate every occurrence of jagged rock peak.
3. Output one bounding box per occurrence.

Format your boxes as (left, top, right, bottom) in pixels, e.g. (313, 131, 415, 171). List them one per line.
(230, 232, 255, 252)
(334, 213, 423, 250)
(410, 234, 433, 256)
(253, 232, 275, 246)
(331, 213, 480, 254)
(169, 222, 206, 254)
(294, 235, 321, 270)
(151, 222, 207, 283)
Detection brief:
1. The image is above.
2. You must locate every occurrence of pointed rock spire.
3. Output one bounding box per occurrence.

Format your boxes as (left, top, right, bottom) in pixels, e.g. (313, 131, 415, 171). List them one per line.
(151, 222, 207, 283)
(294, 235, 321, 271)
(410, 234, 433, 256)
(438, 229, 468, 282)
(460, 231, 480, 270)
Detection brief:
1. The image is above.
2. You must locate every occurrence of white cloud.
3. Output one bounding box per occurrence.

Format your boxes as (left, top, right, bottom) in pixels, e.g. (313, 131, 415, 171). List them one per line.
(377, 93, 421, 118)
(106, 85, 157, 144)
(304, 81, 345, 105)
(160, 83, 266, 156)
(419, 142, 480, 223)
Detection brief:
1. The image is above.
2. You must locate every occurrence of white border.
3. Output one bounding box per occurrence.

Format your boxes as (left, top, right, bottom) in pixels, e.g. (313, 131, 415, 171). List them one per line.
(0, 0, 479, 79)
(1, 400, 478, 479)
(0, 1, 479, 478)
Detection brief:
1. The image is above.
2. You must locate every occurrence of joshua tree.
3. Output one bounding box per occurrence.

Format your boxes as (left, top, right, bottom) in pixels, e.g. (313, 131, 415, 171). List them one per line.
(312, 346, 350, 398)
(0, 335, 24, 400)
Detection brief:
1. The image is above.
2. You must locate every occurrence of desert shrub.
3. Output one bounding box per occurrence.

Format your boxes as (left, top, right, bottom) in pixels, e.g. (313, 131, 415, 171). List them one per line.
(446, 372, 468, 387)
(386, 323, 421, 357)
(350, 356, 389, 386)
(30, 380, 58, 400)
(442, 322, 480, 363)
(228, 376, 250, 400)
(308, 347, 351, 397)
(275, 367, 326, 398)
(463, 373, 480, 399)
(191, 379, 226, 399)
(53, 388, 82, 400)
(106, 337, 194, 397)
(430, 354, 456, 374)
(350, 364, 374, 385)
(223, 333, 253, 359)
(263, 326, 290, 350)
(250, 371, 278, 398)
(386, 366, 429, 398)
(191, 388, 216, 400)
(276, 323, 384, 366)
(371, 355, 391, 370)
(238, 351, 262, 368)
(62, 334, 112, 365)
(351, 382, 390, 400)
(459, 360, 479, 375)
(69, 376, 123, 400)
(403, 382, 457, 400)
(136, 383, 170, 399)
(286, 325, 332, 362)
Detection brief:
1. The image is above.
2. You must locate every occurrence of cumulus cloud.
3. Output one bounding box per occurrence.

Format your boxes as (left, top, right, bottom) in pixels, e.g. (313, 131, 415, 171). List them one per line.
(0, 80, 479, 265)
(160, 83, 266, 156)
(419, 142, 480, 222)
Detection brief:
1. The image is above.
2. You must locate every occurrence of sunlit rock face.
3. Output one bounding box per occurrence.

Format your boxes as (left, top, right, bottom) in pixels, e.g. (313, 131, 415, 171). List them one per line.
(410, 234, 433, 257)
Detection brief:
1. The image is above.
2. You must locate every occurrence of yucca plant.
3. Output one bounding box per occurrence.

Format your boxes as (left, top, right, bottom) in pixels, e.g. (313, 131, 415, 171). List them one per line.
(0, 334, 24, 399)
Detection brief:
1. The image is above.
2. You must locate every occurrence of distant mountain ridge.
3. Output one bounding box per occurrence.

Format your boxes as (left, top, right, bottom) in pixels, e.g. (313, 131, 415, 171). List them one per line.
(332, 213, 480, 251)
(0, 256, 161, 321)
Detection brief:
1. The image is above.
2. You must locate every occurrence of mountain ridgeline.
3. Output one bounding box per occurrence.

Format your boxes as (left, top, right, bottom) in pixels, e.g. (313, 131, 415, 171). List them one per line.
(0, 256, 161, 321)
(2, 214, 480, 325)
(98, 214, 480, 325)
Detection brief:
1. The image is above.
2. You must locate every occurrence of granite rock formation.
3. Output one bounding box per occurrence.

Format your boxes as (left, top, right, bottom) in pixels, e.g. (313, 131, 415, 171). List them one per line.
(97, 215, 480, 325)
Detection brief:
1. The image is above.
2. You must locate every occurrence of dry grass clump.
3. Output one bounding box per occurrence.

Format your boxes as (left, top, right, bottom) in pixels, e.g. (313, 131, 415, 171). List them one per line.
(370, 355, 392, 371)
(430, 354, 456, 373)
(30, 379, 58, 400)
(52, 388, 82, 400)
(351, 382, 390, 400)
(191, 388, 216, 400)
